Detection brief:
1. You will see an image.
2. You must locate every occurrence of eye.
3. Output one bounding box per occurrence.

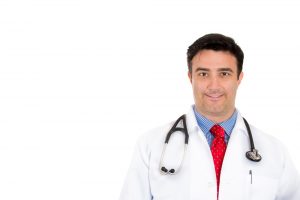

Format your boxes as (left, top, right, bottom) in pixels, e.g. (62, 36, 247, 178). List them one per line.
(220, 72, 231, 76)
(198, 72, 208, 77)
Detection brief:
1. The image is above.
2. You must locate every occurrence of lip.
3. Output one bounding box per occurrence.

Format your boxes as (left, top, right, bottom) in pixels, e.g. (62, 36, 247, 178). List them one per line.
(205, 94, 224, 101)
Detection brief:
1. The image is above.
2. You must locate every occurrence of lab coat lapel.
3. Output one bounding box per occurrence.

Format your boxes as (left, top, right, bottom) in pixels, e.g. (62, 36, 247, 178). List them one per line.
(186, 109, 218, 200)
(219, 113, 251, 199)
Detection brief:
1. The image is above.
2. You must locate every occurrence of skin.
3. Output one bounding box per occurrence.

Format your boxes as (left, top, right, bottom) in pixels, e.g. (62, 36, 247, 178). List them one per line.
(188, 50, 244, 123)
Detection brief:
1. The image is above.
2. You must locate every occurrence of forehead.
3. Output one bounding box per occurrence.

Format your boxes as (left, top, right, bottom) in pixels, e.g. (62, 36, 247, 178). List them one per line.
(191, 50, 238, 71)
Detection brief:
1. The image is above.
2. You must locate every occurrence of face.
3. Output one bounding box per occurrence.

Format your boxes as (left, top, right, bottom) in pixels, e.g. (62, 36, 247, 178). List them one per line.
(188, 50, 243, 122)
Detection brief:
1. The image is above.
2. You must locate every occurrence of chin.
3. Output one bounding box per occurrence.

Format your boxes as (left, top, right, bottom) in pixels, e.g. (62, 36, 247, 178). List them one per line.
(205, 105, 226, 115)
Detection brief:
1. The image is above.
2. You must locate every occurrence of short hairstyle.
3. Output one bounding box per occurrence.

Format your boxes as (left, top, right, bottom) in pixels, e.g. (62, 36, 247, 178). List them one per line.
(187, 33, 244, 77)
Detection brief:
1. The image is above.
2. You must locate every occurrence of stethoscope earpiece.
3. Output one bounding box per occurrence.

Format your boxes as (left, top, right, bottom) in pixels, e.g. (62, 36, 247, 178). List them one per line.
(159, 115, 188, 175)
(161, 167, 168, 173)
(160, 167, 176, 174)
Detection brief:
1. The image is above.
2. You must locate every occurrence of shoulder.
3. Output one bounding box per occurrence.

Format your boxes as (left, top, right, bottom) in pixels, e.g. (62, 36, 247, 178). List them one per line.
(249, 125, 282, 146)
(129, 120, 176, 168)
(248, 124, 289, 166)
(136, 111, 196, 150)
(136, 121, 174, 151)
(236, 112, 284, 151)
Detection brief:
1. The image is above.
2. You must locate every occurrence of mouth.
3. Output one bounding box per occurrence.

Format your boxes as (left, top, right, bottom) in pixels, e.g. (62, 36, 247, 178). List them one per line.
(205, 94, 224, 101)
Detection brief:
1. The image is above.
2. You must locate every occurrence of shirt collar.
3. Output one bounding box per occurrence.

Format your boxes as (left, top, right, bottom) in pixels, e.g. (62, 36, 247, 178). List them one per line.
(192, 105, 238, 137)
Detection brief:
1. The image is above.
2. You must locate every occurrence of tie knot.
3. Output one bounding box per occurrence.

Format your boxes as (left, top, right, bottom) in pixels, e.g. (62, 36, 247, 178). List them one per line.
(210, 124, 225, 138)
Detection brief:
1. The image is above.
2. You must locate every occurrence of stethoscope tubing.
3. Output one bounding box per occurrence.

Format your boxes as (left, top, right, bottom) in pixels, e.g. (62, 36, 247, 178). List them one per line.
(159, 114, 262, 175)
(164, 115, 189, 144)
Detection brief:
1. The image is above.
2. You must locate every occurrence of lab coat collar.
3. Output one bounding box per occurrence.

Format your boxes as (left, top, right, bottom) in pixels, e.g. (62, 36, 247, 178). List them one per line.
(185, 106, 201, 134)
(233, 110, 248, 136)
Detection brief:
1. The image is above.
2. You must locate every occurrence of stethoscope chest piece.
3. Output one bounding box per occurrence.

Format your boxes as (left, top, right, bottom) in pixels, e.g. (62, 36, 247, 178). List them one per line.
(243, 118, 262, 162)
(246, 149, 262, 162)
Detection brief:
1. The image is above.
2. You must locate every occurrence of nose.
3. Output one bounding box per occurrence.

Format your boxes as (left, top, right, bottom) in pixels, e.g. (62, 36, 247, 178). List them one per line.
(207, 75, 221, 89)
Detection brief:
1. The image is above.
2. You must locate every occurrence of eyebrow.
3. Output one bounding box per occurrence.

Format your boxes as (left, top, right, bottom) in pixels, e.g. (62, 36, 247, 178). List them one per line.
(195, 67, 209, 72)
(194, 67, 234, 73)
(218, 68, 234, 72)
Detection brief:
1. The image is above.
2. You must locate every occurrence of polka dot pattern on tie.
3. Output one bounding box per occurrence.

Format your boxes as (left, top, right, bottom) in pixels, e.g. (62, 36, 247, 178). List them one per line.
(210, 124, 227, 198)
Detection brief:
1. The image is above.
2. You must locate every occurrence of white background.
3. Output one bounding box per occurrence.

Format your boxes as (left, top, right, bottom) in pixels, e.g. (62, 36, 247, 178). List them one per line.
(1, 0, 300, 199)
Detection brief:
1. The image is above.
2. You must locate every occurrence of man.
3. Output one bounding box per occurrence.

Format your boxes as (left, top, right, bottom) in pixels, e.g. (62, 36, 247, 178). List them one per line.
(119, 34, 300, 200)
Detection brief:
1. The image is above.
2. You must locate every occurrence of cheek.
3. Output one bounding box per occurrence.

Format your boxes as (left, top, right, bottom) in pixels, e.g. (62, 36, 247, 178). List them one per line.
(225, 83, 239, 96)
(192, 82, 205, 95)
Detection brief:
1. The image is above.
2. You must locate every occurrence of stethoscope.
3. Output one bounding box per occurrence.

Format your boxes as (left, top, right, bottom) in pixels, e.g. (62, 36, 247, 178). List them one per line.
(159, 115, 262, 175)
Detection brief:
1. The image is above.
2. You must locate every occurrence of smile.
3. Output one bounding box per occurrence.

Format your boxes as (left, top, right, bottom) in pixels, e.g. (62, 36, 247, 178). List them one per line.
(205, 94, 224, 101)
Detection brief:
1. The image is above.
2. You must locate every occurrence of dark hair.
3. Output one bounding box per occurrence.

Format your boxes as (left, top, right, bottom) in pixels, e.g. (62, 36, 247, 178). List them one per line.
(187, 33, 244, 77)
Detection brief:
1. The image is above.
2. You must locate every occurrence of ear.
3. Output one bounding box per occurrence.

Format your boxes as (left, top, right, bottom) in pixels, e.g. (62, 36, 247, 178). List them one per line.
(188, 71, 192, 84)
(238, 71, 244, 85)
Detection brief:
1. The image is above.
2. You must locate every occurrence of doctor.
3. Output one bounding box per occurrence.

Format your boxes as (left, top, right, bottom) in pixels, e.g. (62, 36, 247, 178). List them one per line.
(119, 33, 300, 200)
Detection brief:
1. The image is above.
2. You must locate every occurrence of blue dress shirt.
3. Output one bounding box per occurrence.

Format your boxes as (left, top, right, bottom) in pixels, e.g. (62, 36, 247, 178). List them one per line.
(193, 105, 238, 146)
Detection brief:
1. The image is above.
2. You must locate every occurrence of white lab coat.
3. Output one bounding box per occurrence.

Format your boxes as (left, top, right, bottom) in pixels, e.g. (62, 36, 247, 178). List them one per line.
(120, 107, 300, 200)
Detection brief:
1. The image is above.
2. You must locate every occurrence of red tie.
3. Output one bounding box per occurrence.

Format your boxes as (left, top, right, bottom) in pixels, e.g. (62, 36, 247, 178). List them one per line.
(210, 124, 227, 198)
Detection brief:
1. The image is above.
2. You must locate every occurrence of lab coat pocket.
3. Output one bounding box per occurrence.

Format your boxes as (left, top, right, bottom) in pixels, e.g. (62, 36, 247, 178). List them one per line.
(246, 171, 279, 200)
(150, 168, 191, 200)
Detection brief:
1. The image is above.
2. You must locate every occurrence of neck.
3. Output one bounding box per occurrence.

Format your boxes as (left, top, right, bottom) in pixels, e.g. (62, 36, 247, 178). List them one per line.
(195, 108, 235, 124)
